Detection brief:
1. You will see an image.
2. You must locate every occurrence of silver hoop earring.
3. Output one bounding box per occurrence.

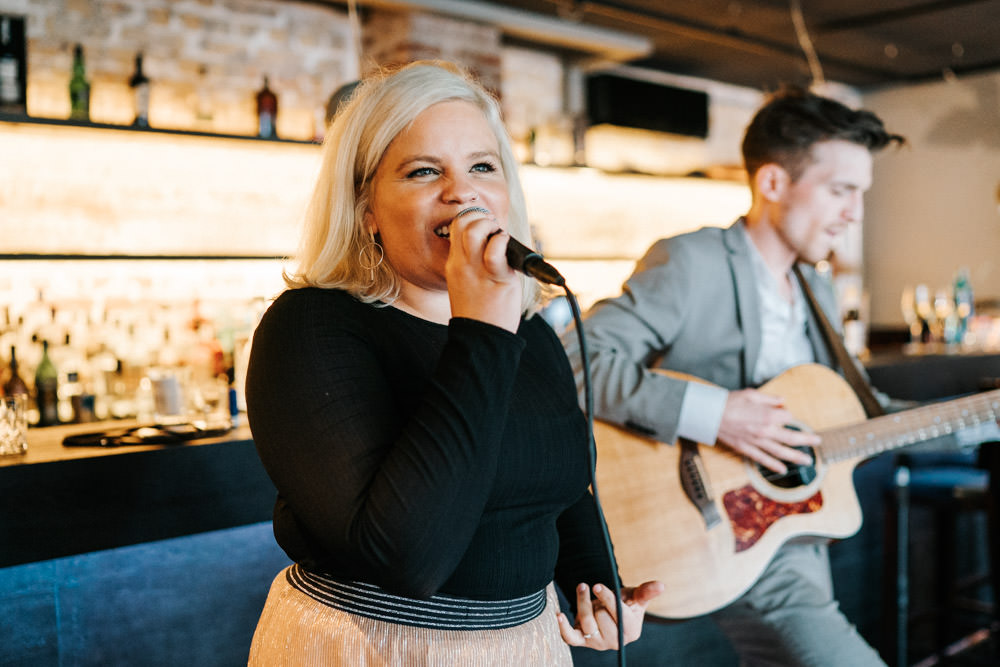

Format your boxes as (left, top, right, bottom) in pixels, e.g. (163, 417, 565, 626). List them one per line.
(359, 239, 384, 282)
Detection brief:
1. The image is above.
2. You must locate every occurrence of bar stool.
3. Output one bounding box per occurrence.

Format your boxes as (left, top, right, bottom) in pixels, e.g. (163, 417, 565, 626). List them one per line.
(883, 446, 996, 667)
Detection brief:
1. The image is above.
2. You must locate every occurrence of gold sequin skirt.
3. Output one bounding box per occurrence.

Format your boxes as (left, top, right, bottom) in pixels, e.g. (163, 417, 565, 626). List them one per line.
(247, 567, 573, 666)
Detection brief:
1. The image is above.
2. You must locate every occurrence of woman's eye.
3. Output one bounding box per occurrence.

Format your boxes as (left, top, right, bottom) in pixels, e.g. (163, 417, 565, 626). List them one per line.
(406, 166, 438, 178)
(471, 162, 497, 173)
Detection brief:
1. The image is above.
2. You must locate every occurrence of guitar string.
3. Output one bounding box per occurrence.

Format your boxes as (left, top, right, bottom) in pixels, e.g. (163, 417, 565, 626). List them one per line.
(819, 389, 1000, 463)
(665, 390, 1000, 492)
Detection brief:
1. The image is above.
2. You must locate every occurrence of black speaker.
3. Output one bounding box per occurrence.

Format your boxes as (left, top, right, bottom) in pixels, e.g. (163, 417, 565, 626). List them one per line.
(586, 73, 708, 138)
(0, 15, 27, 114)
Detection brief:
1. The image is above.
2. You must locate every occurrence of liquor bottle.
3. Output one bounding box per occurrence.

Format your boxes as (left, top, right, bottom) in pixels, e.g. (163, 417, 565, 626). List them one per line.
(0, 15, 27, 114)
(2, 345, 29, 398)
(953, 267, 974, 344)
(255, 76, 277, 139)
(34, 339, 59, 426)
(68, 43, 90, 121)
(129, 52, 150, 127)
(194, 65, 213, 130)
(842, 307, 866, 359)
(54, 333, 89, 423)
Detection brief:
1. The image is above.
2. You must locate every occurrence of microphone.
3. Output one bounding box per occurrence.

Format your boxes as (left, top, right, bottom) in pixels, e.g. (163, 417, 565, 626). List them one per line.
(505, 236, 565, 287)
(456, 207, 566, 286)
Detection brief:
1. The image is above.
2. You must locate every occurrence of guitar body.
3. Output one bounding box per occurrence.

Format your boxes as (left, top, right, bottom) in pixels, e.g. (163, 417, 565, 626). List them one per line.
(594, 363, 870, 619)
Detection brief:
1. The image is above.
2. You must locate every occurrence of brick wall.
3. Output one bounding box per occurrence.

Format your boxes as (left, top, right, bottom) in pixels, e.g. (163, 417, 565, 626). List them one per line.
(2, 0, 358, 139)
(501, 46, 564, 150)
(363, 9, 501, 96)
(0, 0, 563, 141)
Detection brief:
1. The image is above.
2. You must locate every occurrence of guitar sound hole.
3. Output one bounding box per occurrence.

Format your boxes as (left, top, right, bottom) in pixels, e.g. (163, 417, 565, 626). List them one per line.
(757, 445, 818, 489)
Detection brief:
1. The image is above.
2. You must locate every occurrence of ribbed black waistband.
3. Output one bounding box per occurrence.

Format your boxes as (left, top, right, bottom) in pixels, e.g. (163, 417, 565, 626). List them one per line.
(286, 564, 547, 630)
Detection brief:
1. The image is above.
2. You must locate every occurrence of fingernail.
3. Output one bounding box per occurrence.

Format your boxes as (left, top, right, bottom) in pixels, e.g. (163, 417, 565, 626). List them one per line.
(578, 583, 587, 593)
(593, 584, 603, 593)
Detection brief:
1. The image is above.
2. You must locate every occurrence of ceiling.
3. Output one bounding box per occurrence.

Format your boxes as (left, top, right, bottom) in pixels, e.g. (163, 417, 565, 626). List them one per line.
(479, 0, 1000, 91)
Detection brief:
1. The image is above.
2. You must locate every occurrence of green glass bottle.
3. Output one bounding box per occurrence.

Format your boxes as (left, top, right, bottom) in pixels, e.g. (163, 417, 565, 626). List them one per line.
(69, 43, 90, 121)
(34, 339, 60, 426)
(952, 267, 974, 344)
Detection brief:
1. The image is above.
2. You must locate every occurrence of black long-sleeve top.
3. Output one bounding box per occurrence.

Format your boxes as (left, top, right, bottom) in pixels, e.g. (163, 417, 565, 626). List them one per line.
(246, 287, 614, 601)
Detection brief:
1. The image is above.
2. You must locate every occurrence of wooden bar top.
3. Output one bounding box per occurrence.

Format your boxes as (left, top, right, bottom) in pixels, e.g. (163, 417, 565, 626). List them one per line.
(0, 419, 254, 468)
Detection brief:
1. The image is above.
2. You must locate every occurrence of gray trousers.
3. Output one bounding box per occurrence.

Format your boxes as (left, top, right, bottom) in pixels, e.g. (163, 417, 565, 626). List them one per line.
(710, 541, 887, 667)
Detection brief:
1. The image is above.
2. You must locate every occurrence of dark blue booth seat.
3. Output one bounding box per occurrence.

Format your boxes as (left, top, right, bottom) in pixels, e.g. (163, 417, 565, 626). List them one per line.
(0, 423, 290, 666)
(2, 522, 290, 666)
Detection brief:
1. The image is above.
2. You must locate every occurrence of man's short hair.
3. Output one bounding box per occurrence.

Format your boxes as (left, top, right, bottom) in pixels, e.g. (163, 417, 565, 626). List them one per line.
(741, 86, 905, 181)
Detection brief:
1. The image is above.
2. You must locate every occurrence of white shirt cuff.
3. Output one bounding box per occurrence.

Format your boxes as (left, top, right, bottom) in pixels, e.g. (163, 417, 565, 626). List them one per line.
(676, 382, 729, 446)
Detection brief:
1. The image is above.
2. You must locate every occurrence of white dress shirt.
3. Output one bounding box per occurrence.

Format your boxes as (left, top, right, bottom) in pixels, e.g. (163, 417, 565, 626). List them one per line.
(676, 225, 815, 445)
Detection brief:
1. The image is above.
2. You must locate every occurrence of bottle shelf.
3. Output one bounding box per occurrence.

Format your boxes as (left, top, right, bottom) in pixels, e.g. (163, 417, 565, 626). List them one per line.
(0, 111, 319, 145)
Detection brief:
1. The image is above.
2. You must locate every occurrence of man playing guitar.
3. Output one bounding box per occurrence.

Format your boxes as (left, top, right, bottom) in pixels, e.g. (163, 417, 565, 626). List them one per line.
(563, 87, 905, 666)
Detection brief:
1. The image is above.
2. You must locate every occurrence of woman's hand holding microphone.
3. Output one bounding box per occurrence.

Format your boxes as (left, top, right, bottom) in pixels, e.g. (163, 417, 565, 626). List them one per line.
(445, 206, 523, 333)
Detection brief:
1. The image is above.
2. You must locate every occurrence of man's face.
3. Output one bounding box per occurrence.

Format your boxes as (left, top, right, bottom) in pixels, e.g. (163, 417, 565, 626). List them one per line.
(775, 139, 873, 264)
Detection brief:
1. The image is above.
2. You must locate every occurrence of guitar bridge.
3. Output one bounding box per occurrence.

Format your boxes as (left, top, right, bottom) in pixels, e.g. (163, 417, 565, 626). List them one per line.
(679, 437, 722, 530)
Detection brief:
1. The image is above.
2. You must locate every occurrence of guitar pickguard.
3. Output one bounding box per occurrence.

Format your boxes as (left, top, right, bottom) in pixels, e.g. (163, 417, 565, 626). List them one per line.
(723, 486, 824, 552)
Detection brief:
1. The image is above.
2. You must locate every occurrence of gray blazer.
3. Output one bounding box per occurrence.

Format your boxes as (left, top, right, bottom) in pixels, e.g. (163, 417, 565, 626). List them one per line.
(562, 221, 851, 444)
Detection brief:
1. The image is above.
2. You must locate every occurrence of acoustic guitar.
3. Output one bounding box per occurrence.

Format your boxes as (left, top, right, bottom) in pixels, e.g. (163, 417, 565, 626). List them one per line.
(593, 363, 1000, 619)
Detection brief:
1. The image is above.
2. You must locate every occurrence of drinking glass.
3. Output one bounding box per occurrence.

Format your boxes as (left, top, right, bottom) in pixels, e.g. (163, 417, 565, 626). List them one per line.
(0, 395, 29, 456)
(147, 366, 191, 425)
(914, 284, 935, 343)
(189, 376, 232, 431)
(934, 287, 954, 343)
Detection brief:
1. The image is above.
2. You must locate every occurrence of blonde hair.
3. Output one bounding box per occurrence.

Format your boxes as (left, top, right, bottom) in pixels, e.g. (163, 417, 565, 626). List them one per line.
(285, 60, 541, 313)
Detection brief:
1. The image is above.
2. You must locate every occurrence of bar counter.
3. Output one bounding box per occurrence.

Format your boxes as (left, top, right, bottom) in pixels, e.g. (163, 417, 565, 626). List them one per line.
(1, 418, 290, 665)
(866, 346, 1000, 401)
(0, 419, 277, 567)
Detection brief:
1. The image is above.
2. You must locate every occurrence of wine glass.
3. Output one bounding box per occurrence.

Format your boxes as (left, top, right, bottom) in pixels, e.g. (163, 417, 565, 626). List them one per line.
(914, 284, 935, 346)
(935, 287, 957, 344)
(900, 286, 919, 342)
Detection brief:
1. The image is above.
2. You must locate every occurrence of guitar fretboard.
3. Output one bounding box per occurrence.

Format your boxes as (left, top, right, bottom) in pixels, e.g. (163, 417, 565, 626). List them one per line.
(820, 389, 1000, 462)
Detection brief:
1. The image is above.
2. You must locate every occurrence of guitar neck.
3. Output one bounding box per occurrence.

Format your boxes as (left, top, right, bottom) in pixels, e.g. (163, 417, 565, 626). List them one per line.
(820, 389, 1000, 462)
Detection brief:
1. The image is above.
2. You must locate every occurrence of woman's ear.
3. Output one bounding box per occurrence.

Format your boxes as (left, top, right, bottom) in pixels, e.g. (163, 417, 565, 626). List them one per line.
(363, 210, 377, 236)
(755, 163, 790, 203)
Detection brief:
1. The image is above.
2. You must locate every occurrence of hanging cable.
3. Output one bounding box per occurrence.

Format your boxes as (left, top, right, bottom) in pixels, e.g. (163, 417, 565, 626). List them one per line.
(565, 285, 627, 667)
(790, 0, 825, 88)
(346, 0, 363, 71)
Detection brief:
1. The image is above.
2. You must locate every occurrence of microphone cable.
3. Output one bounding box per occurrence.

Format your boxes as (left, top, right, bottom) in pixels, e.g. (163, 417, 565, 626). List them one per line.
(490, 222, 627, 665)
(563, 284, 627, 667)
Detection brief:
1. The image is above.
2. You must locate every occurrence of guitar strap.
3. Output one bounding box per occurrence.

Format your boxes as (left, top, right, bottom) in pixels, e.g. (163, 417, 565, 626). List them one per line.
(793, 264, 885, 418)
